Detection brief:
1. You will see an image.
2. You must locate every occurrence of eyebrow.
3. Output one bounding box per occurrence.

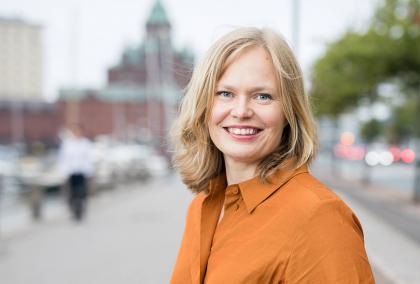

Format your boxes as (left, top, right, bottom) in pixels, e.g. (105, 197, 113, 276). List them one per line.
(216, 84, 276, 93)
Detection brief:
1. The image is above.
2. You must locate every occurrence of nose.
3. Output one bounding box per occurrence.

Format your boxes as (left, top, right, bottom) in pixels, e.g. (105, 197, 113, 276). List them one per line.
(231, 96, 253, 119)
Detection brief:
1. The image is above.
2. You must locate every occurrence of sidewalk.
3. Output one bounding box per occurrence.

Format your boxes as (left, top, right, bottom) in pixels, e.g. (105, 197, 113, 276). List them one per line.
(0, 174, 193, 284)
(313, 163, 420, 284)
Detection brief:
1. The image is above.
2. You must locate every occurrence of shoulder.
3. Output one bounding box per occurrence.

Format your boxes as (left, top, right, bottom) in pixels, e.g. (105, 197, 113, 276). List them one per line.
(283, 174, 373, 281)
(285, 172, 352, 211)
(184, 192, 207, 220)
(189, 191, 207, 209)
(177, 192, 208, 244)
(288, 171, 341, 201)
(281, 172, 364, 237)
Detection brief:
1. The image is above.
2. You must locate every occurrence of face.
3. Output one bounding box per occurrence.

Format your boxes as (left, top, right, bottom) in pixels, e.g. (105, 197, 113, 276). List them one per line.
(208, 45, 287, 168)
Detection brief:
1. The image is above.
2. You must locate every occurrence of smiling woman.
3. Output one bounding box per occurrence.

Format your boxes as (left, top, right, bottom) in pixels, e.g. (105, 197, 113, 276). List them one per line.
(208, 45, 286, 184)
(170, 27, 375, 283)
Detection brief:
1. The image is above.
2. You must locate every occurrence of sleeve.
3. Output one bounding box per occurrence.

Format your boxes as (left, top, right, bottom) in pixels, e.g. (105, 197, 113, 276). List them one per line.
(170, 196, 199, 284)
(284, 199, 375, 284)
(57, 140, 69, 178)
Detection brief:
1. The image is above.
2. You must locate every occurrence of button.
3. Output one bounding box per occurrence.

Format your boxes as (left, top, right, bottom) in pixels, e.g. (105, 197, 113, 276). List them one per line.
(235, 203, 240, 210)
(232, 187, 239, 194)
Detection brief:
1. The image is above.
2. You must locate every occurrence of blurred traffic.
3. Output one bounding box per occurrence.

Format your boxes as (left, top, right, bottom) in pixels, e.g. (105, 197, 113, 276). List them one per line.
(333, 131, 416, 167)
(0, 138, 170, 195)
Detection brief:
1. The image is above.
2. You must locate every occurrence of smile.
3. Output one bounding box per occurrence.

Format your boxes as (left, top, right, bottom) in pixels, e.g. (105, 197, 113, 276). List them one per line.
(224, 127, 262, 136)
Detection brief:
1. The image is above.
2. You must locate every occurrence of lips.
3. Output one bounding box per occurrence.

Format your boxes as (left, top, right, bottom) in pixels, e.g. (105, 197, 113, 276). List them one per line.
(223, 126, 263, 136)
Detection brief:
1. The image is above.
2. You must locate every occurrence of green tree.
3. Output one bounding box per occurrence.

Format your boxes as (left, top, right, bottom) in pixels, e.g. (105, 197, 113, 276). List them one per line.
(310, 32, 380, 176)
(360, 119, 384, 144)
(387, 99, 416, 144)
(371, 0, 420, 201)
(311, 0, 420, 201)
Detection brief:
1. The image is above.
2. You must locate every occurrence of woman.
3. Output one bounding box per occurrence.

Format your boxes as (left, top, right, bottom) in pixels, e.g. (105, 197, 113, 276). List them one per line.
(170, 27, 374, 283)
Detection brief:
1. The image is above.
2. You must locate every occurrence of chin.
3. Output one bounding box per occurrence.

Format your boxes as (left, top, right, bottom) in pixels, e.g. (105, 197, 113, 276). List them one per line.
(225, 152, 265, 165)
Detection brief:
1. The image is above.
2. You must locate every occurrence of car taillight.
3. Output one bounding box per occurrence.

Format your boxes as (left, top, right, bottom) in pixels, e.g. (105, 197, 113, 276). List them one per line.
(401, 148, 415, 164)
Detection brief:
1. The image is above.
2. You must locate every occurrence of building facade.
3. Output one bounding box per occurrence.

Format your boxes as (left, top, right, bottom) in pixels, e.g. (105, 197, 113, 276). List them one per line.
(59, 0, 194, 150)
(0, 17, 43, 101)
(0, 17, 53, 148)
(0, 101, 59, 147)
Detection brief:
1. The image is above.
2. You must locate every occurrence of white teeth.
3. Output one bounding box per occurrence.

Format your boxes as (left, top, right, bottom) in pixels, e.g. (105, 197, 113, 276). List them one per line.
(227, 128, 259, 135)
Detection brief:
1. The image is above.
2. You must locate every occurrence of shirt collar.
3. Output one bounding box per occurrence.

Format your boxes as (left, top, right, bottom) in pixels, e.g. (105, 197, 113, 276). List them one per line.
(239, 164, 308, 213)
(208, 164, 308, 213)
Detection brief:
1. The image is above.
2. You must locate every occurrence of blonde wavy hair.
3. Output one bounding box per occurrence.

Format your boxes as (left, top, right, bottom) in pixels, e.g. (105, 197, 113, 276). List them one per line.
(171, 27, 318, 193)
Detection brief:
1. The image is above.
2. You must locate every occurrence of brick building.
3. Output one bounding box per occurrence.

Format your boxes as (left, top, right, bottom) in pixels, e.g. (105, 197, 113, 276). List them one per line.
(59, 0, 194, 149)
(0, 101, 59, 147)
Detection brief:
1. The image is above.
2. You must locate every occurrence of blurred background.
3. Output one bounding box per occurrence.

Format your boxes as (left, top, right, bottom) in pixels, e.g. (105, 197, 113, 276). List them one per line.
(0, 0, 419, 283)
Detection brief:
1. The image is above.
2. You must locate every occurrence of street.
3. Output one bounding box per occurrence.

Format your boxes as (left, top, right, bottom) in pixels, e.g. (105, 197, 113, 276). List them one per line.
(0, 174, 192, 284)
(316, 152, 415, 197)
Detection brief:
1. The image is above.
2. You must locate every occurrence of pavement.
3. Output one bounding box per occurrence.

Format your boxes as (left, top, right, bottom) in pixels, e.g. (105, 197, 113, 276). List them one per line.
(0, 160, 419, 283)
(0, 174, 193, 284)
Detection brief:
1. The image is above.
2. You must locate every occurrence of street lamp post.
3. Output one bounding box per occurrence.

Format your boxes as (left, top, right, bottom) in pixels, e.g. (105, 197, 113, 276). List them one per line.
(414, 85, 420, 203)
(292, 0, 300, 58)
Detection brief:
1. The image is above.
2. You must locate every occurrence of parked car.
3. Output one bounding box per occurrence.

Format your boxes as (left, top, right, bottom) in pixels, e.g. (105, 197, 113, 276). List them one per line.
(92, 141, 169, 187)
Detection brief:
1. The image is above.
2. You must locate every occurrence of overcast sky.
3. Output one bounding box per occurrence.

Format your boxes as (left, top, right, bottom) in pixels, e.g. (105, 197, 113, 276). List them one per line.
(1, 0, 380, 101)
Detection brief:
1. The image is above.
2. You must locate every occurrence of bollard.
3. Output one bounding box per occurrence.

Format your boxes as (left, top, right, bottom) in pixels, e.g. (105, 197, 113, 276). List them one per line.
(0, 174, 3, 238)
(30, 183, 43, 220)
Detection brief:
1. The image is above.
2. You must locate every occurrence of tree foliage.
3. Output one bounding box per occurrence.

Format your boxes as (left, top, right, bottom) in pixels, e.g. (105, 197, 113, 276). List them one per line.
(360, 119, 384, 144)
(387, 99, 417, 144)
(310, 0, 420, 142)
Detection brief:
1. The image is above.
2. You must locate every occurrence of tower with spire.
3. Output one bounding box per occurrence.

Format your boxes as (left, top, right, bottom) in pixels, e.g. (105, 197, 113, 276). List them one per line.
(59, 0, 194, 150)
(105, 0, 194, 147)
(108, 0, 193, 91)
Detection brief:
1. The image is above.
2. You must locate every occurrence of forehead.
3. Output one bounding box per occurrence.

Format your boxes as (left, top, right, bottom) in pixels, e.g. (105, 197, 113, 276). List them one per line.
(217, 45, 279, 91)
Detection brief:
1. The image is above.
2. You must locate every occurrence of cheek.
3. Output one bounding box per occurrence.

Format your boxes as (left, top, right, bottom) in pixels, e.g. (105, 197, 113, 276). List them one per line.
(209, 101, 228, 126)
(261, 108, 286, 130)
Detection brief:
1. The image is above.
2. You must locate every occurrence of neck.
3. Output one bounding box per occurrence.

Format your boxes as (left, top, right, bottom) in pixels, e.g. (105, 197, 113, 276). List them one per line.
(224, 158, 259, 185)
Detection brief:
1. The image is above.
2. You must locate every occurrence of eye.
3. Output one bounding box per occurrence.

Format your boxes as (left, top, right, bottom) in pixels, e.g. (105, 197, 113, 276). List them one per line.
(255, 93, 273, 101)
(216, 91, 233, 98)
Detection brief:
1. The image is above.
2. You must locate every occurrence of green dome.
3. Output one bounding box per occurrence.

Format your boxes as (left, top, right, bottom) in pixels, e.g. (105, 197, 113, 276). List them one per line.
(146, 0, 170, 25)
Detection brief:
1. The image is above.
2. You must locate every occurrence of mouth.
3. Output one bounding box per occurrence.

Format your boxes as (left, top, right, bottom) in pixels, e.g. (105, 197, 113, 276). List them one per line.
(223, 127, 263, 136)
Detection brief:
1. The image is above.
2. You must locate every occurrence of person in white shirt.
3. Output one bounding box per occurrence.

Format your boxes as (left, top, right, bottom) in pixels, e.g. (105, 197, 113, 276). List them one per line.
(58, 124, 94, 221)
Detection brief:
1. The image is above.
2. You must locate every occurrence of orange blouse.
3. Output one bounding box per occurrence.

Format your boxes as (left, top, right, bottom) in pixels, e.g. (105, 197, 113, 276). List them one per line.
(171, 165, 375, 283)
